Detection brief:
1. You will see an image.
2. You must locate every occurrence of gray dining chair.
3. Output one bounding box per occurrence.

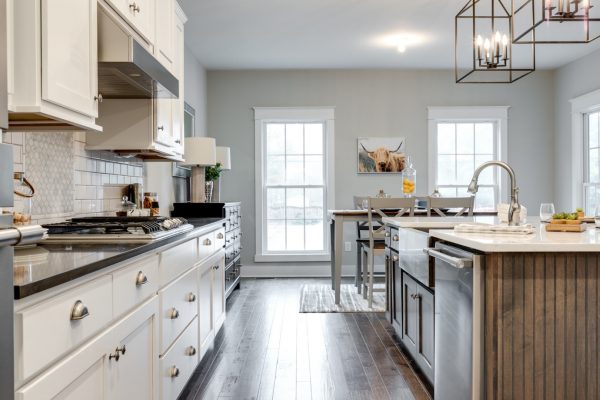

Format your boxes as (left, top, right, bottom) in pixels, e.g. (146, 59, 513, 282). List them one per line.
(426, 196, 474, 217)
(362, 197, 414, 308)
(352, 195, 384, 294)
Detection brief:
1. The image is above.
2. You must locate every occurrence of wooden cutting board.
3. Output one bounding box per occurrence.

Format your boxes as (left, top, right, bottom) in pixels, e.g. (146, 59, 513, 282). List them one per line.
(545, 223, 587, 232)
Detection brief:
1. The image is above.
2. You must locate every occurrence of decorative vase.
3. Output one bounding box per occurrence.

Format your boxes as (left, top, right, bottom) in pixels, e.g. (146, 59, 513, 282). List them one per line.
(204, 181, 214, 203)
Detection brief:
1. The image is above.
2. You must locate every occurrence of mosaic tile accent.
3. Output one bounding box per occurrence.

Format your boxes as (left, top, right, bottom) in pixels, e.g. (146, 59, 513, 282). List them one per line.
(2, 131, 144, 224)
(23, 133, 74, 216)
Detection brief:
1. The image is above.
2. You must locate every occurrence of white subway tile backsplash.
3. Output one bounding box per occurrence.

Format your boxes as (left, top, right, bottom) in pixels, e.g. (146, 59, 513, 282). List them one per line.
(106, 163, 114, 174)
(110, 174, 118, 184)
(11, 132, 23, 145)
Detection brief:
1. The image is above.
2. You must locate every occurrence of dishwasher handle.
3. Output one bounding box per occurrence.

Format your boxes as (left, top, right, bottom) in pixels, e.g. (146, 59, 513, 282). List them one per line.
(423, 248, 473, 269)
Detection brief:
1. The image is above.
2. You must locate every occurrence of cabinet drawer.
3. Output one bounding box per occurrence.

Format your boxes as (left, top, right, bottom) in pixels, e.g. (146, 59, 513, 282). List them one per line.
(16, 275, 113, 382)
(113, 254, 159, 318)
(213, 227, 226, 250)
(160, 317, 199, 400)
(159, 267, 198, 354)
(198, 231, 214, 261)
(160, 238, 197, 286)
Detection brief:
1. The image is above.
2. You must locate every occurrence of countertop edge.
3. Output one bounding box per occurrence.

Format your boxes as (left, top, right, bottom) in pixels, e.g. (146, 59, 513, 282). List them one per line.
(14, 219, 226, 299)
(429, 229, 600, 253)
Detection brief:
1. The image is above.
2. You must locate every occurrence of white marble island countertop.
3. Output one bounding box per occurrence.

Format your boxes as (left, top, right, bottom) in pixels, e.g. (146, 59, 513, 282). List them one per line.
(383, 216, 600, 252)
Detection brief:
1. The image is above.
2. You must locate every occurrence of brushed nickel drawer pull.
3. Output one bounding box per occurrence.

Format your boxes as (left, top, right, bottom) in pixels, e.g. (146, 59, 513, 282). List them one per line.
(204, 238, 212, 246)
(410, 293, 421, 300)
(94, 94, 103, 102)
(392, 235, 399, 242)
(217, 232, 224, 239)
(157, 125, 164, 131)
(170, 366, 180, 378)
(70, 300, 89, 321)
(135, 271, 148, 286)
(187, 292, 196, 302)
(213, 265, 220, 270)
(187, 346, 197, 356)
(170, 308, 180, 319)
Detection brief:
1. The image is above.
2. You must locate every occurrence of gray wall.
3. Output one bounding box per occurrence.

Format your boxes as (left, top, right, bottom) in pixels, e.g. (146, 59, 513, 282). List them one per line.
(184, 45, 208, 137)
(207, 69, 556, 268)
(554, 49, 600, 211)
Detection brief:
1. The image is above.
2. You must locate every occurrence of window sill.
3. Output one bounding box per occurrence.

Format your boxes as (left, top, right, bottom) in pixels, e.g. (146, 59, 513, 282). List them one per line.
(254, 254, 331, 263)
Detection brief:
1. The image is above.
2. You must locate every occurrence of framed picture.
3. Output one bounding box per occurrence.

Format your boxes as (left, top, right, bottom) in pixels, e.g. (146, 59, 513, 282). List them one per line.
(172, 102, 196, 178)
(357, 137, 406, 174)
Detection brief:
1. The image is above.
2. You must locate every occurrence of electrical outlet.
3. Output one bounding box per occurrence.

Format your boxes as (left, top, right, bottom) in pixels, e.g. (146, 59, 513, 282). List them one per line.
(344, 242, 352, 252)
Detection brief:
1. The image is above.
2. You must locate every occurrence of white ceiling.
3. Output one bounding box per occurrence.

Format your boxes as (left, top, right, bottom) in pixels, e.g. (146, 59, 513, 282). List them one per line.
(180, 0, 600, 70)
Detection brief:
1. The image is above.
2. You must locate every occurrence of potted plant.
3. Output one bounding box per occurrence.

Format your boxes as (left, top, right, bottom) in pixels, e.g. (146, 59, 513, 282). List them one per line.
(204, 163, 223, 202)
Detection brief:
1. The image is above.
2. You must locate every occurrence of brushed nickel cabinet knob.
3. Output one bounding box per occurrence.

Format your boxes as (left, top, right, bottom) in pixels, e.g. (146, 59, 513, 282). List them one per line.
(217, 232, 224, 239)
(187, 292, 196, 302)
(170, 308, 180, 319)
(187, 346, 197, 356)
(170, 366, 180, 378)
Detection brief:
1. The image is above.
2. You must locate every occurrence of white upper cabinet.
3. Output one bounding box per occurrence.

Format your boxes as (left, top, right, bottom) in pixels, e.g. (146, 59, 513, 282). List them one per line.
(41, 0, 98, 118)
(155, 0, 175, 71)
(105, 0, 155, 44)
(9, 0, 102, 131)
(171, 6, 186, 155)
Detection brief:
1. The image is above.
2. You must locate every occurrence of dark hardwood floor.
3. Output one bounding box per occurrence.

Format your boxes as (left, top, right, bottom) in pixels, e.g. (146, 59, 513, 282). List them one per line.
(179, 278, 431, 400)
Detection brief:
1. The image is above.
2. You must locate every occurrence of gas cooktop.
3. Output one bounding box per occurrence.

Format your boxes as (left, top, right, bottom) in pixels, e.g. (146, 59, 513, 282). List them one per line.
(42, 216, 194, 244)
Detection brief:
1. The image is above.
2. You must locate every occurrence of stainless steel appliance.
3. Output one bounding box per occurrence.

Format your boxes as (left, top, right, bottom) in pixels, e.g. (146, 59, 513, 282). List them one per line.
(97, 4, 178, 99)
(426, 242, 484, 400)
(42, 216, 193, 244)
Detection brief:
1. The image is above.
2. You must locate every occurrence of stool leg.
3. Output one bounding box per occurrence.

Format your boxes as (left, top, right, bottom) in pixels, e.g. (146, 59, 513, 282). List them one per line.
(362, 248, 368, 299)
(355, 244, 361, 290)
(368, 250, 375, 308)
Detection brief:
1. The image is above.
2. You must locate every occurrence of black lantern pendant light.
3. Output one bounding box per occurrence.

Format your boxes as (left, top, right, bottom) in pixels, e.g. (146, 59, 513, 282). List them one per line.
(513, 0, 600, 44)
(455, 0, 536, 83)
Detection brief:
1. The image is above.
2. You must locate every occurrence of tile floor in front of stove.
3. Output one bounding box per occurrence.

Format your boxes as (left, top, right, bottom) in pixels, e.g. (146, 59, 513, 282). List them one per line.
(179, 278, 431, 400)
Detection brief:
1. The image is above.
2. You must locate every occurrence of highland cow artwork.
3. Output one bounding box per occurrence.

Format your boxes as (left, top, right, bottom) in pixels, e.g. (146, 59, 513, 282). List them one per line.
(357, 137, 406, 173)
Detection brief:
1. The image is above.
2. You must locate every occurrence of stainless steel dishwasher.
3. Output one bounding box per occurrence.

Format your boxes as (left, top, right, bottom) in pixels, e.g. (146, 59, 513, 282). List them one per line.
(425, 242, 484, 400)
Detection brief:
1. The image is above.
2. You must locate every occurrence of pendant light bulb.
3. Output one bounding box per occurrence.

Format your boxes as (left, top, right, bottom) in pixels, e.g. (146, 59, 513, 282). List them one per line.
(502, 34, 508, 46)
(476, 35, 483, 46)
(484, 38, 491, 50)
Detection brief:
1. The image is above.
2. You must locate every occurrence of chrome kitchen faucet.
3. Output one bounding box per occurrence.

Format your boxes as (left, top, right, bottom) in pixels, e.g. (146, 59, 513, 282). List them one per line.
(467, 160, 521, 226)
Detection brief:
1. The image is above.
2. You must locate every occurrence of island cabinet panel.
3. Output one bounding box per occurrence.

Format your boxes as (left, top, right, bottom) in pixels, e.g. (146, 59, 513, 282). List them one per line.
(484, 253, 599, 400)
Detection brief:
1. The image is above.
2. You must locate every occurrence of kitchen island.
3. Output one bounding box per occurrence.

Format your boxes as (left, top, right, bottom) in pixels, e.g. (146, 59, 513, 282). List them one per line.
(383, 216, 600, 400)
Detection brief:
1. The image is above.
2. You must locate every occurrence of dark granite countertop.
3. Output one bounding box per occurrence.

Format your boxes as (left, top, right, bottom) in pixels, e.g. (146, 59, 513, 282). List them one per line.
(13, 218, 225, 300)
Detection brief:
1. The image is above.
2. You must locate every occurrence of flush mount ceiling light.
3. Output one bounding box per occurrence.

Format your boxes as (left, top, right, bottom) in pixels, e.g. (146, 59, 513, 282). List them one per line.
(372, 32, 427, 53)
(455, 0, 536, 83)
(513, 0, 600, 43)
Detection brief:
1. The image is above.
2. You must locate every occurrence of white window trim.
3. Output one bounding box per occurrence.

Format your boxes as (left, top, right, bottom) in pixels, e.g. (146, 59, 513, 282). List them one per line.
(427, 106, 510, 204)
(570, 88, 600, 211)
(254, 107, 335, 263)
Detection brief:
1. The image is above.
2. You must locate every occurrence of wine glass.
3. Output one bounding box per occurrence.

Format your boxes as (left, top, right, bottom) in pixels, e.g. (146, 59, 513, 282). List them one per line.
(539, 203, 555, 222)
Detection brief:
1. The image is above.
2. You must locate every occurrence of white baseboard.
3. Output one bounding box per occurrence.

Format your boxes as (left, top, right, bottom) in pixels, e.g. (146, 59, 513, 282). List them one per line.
(239, 262, 386, 278)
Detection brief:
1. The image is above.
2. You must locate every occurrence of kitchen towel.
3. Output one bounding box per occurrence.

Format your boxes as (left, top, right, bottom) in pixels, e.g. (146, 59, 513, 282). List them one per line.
(454, 223, 536, 235)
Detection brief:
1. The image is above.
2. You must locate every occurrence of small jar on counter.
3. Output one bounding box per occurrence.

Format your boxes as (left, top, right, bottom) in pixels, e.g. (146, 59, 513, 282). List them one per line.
(143, 192, 158, 209)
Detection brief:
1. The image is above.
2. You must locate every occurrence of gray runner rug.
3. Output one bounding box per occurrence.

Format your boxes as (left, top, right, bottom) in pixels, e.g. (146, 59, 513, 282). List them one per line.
(299, 283, 386, 313)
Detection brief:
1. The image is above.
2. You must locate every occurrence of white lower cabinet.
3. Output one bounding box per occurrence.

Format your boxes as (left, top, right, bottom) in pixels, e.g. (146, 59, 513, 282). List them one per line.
(15, 297, 158, 400)
(14, 229, 227, 400)
(198, 251, 226, 358)
(106, 304, 158, 400)
(159, 317, 199, 400)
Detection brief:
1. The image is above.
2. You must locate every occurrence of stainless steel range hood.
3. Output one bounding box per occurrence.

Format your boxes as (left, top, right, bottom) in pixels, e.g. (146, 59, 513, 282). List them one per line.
(98, 6, 178, 99)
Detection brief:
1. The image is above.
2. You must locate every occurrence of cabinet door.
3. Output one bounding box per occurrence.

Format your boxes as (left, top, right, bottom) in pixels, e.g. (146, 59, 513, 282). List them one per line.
(417, 286, 435, 372)
(154, 98, 172, 146)
(154, 0, 174, 70)
(107, 313, 156, 400)
(198, 263, 213, 351)
(41, 0, 98, 118)
(392, 254, 402, 336)
(170, 13, 185, 155)
(212, 257, 225, 330)
(15, 334, 110, 400)
(402, 273, 418, 353)
(127, 0, 155, 43)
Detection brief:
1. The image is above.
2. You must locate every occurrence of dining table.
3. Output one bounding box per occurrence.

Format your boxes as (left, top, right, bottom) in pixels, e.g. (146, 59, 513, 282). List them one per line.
(327, 207, 497, 305)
